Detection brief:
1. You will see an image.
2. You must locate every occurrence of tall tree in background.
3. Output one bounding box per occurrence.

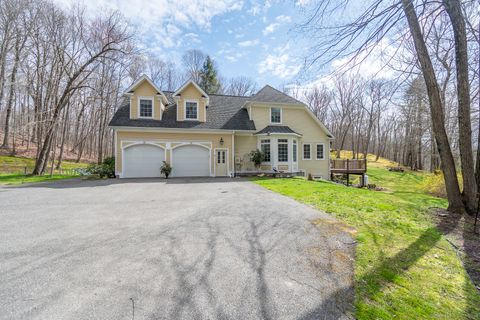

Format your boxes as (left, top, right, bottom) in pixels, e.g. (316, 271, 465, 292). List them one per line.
(296, 0, 478, 214)
(200, 56, 221, 94)
(182, 49, 205, 83)
(224, 76, 257, 96)
(442, 0, 476, 213)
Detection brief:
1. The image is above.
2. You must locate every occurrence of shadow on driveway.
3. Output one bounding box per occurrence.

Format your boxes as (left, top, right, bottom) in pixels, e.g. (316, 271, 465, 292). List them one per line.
(2, 176, 247, 189)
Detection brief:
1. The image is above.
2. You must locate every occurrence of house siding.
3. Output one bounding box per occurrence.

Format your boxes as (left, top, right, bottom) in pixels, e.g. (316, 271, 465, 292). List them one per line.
(249, 104, 330, 177)
(130, 81, 163, 120)
(176, 83, 207, 122)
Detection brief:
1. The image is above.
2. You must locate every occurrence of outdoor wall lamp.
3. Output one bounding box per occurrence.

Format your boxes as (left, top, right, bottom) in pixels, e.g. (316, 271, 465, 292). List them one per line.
(220, 137, 224, 145)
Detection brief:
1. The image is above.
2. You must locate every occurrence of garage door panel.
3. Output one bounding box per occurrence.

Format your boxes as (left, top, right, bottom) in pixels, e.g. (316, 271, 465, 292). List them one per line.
(172, 145, 210, 177)
(123, 144, 164, 178)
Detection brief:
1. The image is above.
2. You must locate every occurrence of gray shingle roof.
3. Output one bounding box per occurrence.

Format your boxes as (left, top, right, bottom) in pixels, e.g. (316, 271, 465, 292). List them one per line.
(255, 125, 301, 136)
(250, 85, 304, 105)
(109, 92, 256, 131)
(109, 84, 311, 132)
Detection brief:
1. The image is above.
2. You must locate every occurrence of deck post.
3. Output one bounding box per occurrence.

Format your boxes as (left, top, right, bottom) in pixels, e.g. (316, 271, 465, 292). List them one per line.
(346, 159, 349, 186)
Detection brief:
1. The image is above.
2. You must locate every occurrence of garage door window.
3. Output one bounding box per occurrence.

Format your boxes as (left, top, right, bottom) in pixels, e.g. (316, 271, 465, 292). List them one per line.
(139, 98, 153, 118)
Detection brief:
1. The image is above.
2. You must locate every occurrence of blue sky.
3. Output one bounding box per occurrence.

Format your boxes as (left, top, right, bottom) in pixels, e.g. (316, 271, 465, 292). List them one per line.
(54, 0, 320, 88)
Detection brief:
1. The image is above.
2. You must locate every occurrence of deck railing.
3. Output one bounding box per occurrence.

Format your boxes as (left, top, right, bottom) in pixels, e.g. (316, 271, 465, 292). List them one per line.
(330, 159, 367, 173)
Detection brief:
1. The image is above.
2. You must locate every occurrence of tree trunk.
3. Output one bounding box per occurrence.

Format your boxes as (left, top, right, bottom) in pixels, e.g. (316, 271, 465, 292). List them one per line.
(443, 0, 477, 213)
(402, 0, 465, 214)
(56, 104, 69, 169)
(1, 36, 21, 149)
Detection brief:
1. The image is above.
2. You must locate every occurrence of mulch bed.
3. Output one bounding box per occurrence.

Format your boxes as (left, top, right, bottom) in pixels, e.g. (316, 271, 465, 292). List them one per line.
(432, 208, 480, 292)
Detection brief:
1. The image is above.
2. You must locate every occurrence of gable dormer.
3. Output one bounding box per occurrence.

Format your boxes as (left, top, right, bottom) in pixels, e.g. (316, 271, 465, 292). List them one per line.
(173, 80, 209, 122)
(125, 75, 168, 120)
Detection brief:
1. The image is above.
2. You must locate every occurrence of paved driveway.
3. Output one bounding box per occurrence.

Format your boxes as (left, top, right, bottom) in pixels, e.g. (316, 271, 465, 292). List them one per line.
(0, 178, 355, 320)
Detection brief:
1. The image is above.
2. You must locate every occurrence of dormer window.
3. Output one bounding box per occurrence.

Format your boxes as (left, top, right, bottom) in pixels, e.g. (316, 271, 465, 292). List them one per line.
(139, 98, 153, 118)
(270, 107, 281, 124)
(185, 100, 199, 120)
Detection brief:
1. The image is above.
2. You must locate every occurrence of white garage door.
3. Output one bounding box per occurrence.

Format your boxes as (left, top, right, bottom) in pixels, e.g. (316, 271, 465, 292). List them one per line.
(123, 144, 165, 178)
(172, 145, 210, 177)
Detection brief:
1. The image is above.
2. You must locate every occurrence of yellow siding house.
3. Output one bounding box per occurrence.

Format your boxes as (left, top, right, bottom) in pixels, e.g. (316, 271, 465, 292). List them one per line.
(109, 75, 333, 178)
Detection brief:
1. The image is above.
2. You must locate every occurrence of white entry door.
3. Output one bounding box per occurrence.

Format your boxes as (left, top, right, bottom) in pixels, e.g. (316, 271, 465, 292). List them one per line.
(123, 144, 165, 178)
(171, 145, 210, 177)
(215, 149, 228, 176)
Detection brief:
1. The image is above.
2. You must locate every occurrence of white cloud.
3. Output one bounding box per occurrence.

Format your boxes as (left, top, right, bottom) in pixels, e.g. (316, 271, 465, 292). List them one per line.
(288, 38, 402, 98)
(275, 15, 292, 23)
(225, 52, 246, 62)
(295, 0, 313, 7)
(238, 39, 259, 47)
(248, 0, 272, 16)
(258, 45, 301, 79)
(330, 38, 398, 79)
(52, 0, 244, 48)
(262, 15, 292, 35)
(263, 23, 280, 35)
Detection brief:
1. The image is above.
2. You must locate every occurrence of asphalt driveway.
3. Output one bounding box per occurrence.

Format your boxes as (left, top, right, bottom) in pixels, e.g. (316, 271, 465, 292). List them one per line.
(0, 178, 355, 320)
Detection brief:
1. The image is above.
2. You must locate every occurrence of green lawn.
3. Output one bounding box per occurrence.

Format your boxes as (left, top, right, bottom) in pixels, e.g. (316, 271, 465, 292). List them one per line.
(0, 173, 78, 185)
(253, 164, 480, 319)
(0, 155, 88, 171)
(0, 155, 88, 185)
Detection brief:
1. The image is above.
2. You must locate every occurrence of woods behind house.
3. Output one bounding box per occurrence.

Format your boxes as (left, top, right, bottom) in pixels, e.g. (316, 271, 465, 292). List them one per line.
(0, 0, 478, 214)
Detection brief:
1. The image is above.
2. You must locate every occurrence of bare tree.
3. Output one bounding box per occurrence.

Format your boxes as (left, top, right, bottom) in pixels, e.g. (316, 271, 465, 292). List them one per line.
(223, 76, 258, 96)
(297, 0, 472, 214)
(182, 49, 205, 83)
(31, 8, 133, 174)
(442, 0, 477, 213)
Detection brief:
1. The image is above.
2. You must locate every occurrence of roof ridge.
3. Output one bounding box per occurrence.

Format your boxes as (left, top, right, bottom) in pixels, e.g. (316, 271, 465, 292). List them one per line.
(163, 90, 250, 98)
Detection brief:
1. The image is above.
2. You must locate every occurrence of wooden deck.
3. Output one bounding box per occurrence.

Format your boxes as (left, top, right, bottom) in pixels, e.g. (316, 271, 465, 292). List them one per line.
(330, 159, 367, 174)
(330, 159, 367, 186)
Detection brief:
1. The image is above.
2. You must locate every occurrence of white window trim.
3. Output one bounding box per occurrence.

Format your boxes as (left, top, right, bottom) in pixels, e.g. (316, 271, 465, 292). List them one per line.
(259, 138, 271, 164)
(277, 138, 289, 163)
(316, 143, 325, 160)
(138, 96, 154, 119)
(184, 99, 199, 121)
(302, 143, 312, 160)
(270, 107, 282, 124)
(292, 139, 298, 163)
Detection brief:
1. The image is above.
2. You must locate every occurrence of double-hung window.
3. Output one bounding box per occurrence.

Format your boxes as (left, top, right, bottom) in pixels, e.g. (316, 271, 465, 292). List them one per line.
(139, 98, 153, 118)
(185, 101, 198, 120)
(270, 107, 281, 123)
(316, 143, 325, 160)
(303, 143, 311, 160)
(260, 139, 271, 162)
(278, 139, 288, 162)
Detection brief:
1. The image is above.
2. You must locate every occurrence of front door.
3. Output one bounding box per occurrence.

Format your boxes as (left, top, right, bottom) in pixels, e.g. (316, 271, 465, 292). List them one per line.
(215, 149, 228, 176)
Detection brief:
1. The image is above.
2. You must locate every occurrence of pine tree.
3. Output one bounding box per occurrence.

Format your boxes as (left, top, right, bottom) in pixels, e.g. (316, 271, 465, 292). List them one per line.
(199, 56, 221, 94)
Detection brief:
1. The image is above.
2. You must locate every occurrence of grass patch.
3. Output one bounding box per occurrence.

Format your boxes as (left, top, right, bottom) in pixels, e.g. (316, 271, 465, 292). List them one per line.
(0, 173, 78, 185)
(253, 161, 480, 319)
(0, 155, 88, 173)
(0, 155, 89, 185)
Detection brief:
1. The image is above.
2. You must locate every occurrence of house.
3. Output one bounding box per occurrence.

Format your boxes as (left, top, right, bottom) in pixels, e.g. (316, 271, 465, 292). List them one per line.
(109, 75, 333, 178)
